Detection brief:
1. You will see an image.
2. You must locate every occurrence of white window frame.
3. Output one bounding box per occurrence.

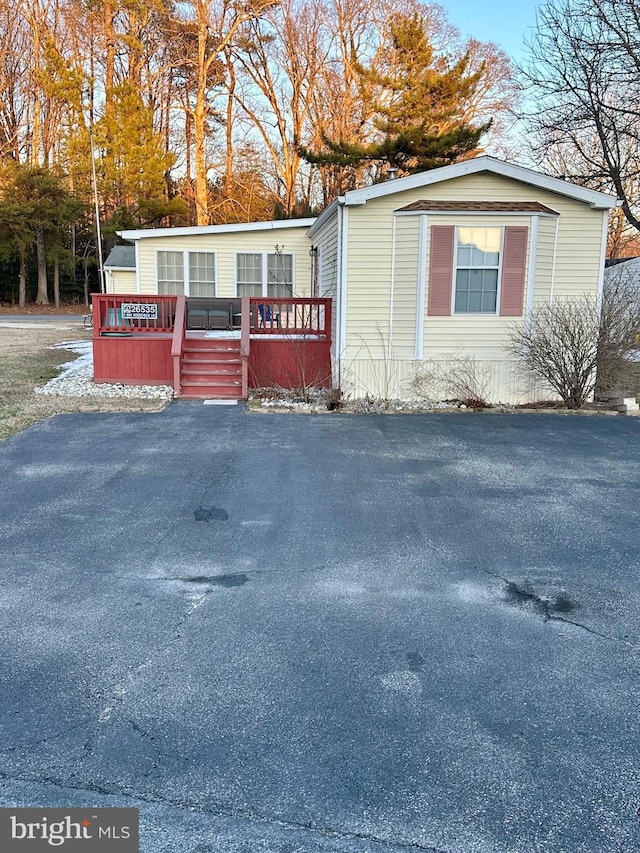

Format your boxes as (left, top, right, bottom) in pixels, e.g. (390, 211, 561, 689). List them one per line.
(187, 251, 217, 297)
(155, 249, 217, 297)
(452, 226, 503, 315)
(234, 251, 295, 297)
(156, 250, 185, 296)
(235, 251, 264, 298)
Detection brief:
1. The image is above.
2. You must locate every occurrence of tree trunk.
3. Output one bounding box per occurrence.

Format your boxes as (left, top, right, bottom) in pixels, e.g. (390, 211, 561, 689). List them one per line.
(35, 227, 49, 304)
(18, 250, 26, 308)
(184, 111, 195, 223)
(31, 20, 41, 165)
(53, 257, 60, 308)
(193, 85, 209, 225)
(225, 51, 236, 200)
(192, 8, 210, 227)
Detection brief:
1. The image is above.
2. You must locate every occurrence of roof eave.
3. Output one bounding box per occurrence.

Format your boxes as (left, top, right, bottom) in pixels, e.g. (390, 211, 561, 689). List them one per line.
(341, 156, 619, 210)
(118, 217, 317, 241)
(307, 197, 344, 238)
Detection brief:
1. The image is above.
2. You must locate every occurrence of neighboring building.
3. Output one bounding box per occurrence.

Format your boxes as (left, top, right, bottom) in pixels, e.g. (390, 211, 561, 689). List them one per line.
(103, 245, 136, 293)
(604, 256, 640, 286)
(107, 157, 617, 403)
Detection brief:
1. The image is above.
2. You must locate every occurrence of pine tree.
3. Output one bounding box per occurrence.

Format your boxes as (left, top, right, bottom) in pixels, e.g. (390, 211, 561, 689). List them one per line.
(0, 165, 84, 305)
(301, 13, 491, 177)
(93, 83, 185, 230)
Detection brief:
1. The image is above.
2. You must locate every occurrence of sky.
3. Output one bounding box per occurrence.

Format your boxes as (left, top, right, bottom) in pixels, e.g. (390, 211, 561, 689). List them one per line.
(439, 0, 544, 62)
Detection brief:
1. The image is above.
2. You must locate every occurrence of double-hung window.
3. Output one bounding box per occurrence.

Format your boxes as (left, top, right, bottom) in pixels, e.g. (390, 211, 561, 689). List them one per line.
(267, 253, 293, 297)
(236, 253, 263, 298)
(157, 251, 184, 295)
(454, 227, 502, 314)
(156, 250, 215, 296)
(236, 252, 294, 297)
(188, 252, 216, 297)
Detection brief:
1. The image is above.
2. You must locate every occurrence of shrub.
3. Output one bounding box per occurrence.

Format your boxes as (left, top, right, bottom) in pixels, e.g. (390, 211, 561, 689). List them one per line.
(505, 283, 640, 408)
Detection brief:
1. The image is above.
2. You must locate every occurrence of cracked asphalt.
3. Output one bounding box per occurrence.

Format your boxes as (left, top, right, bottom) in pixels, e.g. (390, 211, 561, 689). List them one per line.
(0, 403, 639, 852)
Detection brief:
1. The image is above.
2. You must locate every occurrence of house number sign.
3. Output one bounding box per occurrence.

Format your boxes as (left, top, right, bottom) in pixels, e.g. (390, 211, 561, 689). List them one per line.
(121, 303, 158, 320)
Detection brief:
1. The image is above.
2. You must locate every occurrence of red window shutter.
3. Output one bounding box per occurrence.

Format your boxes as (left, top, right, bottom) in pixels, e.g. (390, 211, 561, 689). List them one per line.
(500, 226, 528, 316)
(428, 225, 455, 316)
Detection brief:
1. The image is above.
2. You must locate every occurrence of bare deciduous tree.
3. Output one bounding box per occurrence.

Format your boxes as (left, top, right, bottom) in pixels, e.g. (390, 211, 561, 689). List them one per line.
(233, 0, 329, 217)
(165, 0, 276, 226)
(521, 0, 640, 236)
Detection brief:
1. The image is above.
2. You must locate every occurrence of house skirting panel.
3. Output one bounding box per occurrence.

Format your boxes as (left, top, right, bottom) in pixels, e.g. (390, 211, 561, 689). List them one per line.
(338, 357, 557, 405)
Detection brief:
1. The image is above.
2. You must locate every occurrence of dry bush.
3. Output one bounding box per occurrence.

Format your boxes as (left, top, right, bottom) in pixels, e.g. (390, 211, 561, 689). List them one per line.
(409, 354, 492, 405)
(505, 298, 600, 409)
(506, 284, 640, 408)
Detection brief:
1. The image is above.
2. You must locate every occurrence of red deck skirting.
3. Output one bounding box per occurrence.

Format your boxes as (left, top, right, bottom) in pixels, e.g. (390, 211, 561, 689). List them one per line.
(93, 336, 173, 385)
(248, 338, 332, 389)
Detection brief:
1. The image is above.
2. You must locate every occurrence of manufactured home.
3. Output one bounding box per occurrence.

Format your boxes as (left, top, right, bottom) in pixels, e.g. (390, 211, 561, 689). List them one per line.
(97, 157, 617, 402)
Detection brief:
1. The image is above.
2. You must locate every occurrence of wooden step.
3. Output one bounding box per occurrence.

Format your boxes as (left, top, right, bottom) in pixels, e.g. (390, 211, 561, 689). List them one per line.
(183, 339, 241, 348)
(182, 354, 242, 364)
(180, 375, 242, 385)
(182, 348, 241, 361)
(181, 381, 242, 392)
(178, 336, 244, 398)
(182, 365, 242, 377)
(180, 378, 243, 399)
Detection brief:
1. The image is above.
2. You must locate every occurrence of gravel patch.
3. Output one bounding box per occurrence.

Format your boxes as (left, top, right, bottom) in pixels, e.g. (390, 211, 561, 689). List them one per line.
(34, 340, 174, 401)
(248, 391, 625, 416)
(249, 390, 481, 414)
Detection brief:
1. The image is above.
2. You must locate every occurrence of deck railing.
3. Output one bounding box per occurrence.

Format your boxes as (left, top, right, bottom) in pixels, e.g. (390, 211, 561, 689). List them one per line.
(249, 297, 331, 337)
(171, 295, 187, 395)
(92, 294, 178, 334)
(93, 294, 331, 338)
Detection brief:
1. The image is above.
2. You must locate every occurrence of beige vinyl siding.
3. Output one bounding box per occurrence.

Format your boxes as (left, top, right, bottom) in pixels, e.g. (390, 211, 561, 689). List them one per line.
(391, 215, 420, 358)
(347, 211, 534, 362)
(552, 206, 607, 298)
(344, 203, 394, 361)
(341, 357, 556, 404)
(533, 216, 557, 304)
(314, 217, 339, 301)
(311, 212, 340, 364)
(134, 227, 312, 297)
(108, 269, 136, 294)
(344, 172, 603, 334)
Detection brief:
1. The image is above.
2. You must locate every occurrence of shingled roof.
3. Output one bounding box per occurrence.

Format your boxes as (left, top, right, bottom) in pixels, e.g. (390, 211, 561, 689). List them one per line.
(104, 245, 136, 268)
(396, 200, 559, 215)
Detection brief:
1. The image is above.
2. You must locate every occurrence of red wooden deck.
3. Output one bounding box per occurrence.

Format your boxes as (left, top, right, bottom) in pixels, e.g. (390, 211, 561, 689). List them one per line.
(92, 295, 332, 397)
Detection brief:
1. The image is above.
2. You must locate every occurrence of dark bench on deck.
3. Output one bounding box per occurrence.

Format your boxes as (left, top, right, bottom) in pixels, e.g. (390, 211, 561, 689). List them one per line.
(186, 298, 243, 331)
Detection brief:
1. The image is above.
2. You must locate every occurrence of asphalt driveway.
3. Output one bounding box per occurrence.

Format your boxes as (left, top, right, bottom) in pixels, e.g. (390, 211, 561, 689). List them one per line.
(0, 404, 639, 852)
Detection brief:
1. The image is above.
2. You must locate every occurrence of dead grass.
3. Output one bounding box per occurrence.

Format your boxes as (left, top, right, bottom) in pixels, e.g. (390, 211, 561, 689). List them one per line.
(0, 322, 168, 442)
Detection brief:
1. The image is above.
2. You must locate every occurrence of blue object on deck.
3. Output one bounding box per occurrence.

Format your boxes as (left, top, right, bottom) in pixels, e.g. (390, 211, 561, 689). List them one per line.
(108, 307, 123, 327)
(258, 304, 280, 327)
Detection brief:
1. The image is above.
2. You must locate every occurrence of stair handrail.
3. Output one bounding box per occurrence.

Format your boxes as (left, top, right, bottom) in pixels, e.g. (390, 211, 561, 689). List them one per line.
(240, 296, 250, 398)
(171, 295, 186, 396)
